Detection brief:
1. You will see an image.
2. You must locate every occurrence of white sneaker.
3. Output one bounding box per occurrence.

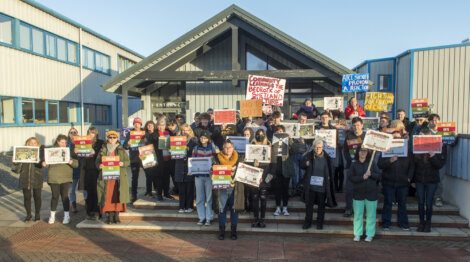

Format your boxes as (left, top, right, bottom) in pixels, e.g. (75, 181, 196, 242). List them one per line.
(185, 208, 193, 213)
(353, 236, 361, 242)
(273, 207, 281, 216)
(365, 236, 373, 242)
(63, 211, 70, 224)
(178, 209, 185, 213)
(48, 211, 56, 224)
(282, 207, 290, 216)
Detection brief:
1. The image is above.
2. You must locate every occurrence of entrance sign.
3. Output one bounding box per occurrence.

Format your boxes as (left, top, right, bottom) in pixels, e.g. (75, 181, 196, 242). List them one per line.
(364, 92, 394, 112)
(214, 109, 237, 125)
(382, 139, 408, 157)
(413, 135, 442, 154)
(323, 97, 344, 111)
(246, 75, 286, 106)
(362, 130, 393, 152)
(234, 163, 263, 187)
(240, 99, 263, 118)
(342, 74, 369, 93)
(315, 129, 337, 158)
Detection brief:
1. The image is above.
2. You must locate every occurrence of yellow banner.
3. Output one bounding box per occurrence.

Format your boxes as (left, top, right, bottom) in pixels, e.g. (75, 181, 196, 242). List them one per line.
(364, 92, 394, 112)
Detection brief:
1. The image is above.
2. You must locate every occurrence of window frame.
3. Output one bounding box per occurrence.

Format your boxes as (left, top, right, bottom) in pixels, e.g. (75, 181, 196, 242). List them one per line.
(0, 96, 17, 125)
(378, 74, 392, 91)
(84, 103, 112, 125)
(0, 13, 14, 46)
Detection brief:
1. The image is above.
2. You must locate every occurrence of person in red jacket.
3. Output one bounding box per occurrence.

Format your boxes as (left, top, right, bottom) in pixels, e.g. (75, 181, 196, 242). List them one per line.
(345, 97, 366, 119)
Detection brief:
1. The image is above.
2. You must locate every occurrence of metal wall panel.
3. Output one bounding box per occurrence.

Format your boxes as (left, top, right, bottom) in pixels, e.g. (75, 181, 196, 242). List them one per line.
(369, 60, 394, 91)
(447, 136, 470, 181)
(396, 53, 411, 114)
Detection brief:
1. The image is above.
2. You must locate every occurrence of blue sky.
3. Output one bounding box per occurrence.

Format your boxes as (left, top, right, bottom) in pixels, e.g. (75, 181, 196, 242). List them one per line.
(36, 0, 470, 68)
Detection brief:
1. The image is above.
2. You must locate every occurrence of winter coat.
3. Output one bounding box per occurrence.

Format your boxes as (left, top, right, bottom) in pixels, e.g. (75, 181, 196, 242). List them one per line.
(410, 149, 446, 184)
(378, 156, 412, 187)
(47, 152, 79, 184)
(79, 139, 105, 190)
(296, 105, 319, 119)
(343, 130, 366, 168)
(349, 156, 381, 201)
(12, 146, 44, 189)
(123, 128, 146, 164)
(301, 150, 336, 207)
(345, 105, 366, 120)
(271, 141, 294, 178)
(174, 137, 197, 183)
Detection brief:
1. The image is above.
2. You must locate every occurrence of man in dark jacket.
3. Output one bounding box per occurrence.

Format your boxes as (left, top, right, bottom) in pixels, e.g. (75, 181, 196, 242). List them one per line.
(123, 117, 145, 203)
(193, 113, 223, 149)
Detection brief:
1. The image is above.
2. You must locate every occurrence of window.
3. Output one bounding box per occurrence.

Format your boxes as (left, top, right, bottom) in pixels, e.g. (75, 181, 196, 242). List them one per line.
(19, 23, 31, 50)
(85, 103, 111, 124)
(34, 99, 46, 124)
(48, 101, 58, 123)
(45, 34, 56, 57)
(22, 99, 33, 123)
(59, 101, 69, 123)
(83, 47, 94, 70)
(68, 103, 78, 123)
(118, 55, 136, 73)
(32, 28, 44, 55)
(246, 50, 279, 71)
(0, 14, 13, 45)
(67, 42, 77, 63)
(378, 75, 392, 91)
(0, 97, 15, 124)
(57, 38, 66, 61)
(83, 47, 110, 74)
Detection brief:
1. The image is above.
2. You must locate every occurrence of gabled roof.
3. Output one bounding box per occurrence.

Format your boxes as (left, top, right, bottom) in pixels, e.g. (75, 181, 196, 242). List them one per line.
(103, 4, 353, 92)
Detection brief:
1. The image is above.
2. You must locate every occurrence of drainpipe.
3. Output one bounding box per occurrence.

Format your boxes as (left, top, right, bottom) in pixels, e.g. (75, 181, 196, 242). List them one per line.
(79, 28, 85, 134)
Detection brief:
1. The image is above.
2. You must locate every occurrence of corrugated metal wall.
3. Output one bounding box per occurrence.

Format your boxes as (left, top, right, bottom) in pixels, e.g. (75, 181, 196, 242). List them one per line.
(396, 53, 411, 114)
(447, 136, 470, 180)
(369, 60, 394, 91)
(412, 46, 470, 134)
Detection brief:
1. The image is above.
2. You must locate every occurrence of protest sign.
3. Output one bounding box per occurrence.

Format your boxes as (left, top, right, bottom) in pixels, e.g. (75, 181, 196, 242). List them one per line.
(102, 156, 120, 180)
(362, 130, 393, 152)
(240, 99, 263, 118)
(226, 136, 249, 154)
(44, 147, 70, 165)
(170, 136, 187, 159)
(364, 92, 394, 112)
(273, 133, 289, 157)
(214, 109, 237, 125)
(158, 136, 170, 150)
(337, 128, 347, 145)
(13, 146, 40, 163)
(245, 145, 271, 163)
(212, 165, 233, 190)
(382, 139, 408, 157)
(315, 129, 337, 158)
(362, 117, 380, 130)
(246, 75, 286, 106)
(119, 127, 131, 145)
(234, 162, 263, 187)
(281, 122, 300, 138)
(129, 130, 145, 148)
(299, 124, 315, 139)
(342, 73, 369, 93)
(73, 135, 93, 157)
(437, 122, 456, 145)
(411, 99, 429, 119)
(323, 97, 344, 111)
(139, 144, 157, 168)
(331, 119, 351, 129)
(262, 105, 273, 115)
(188, 157, 212, 175)
(413, 135, 442, 154)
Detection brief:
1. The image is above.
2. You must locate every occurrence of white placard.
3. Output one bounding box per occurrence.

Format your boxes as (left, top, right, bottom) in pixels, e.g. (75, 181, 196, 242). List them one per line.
(362, 130, 393, 152)
(246, 75, 286, 106)
(44, 147, 70, 165)
(323, 97, 344, 111)
(314, 129, 337, 158)
(188, 157, 212, 175)
(244, 144, 271, 163)
(13, 146, 40, 163)
(281, 122, 300, 138)
(382, 139, 408, 157)
(234, 162, 264, 187)
(226, 136, 249, 154)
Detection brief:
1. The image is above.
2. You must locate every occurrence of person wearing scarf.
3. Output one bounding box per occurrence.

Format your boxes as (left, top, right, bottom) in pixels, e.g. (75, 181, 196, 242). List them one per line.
(96, 130, 130, 224)
(296, 98, 319, 119)
(154, 119, 173, 201)
(215, 140, 244, 240)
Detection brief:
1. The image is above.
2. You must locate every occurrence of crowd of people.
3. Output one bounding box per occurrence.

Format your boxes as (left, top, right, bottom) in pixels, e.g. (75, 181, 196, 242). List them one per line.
(12, 97, 449, 242)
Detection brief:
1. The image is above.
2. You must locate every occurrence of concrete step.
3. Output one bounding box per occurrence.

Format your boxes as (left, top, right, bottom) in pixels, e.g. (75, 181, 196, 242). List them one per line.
(118, 208, 469, 228)
(76, 220, 470, 239)
(132, 197, 461, 216)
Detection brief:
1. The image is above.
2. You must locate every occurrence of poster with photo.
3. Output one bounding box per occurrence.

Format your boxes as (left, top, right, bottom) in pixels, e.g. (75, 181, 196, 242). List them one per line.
(138, 144, 158, 169)
(44, 147, 70, 165)
(281, 122, 300, 138)
(299, 124, 315, 139)
(314, 129, 337, 158)
(13, 146, 40, 163)
(244, 145, 271, 163)
(188, 157, 212, 175)
(362, 117, 380, 131)
(323, 97, 344, 111)
(362, 130, 394, 152)
(234, 162, 264, 187)
(382, 139, 408, 157)
(226, 136, 249, 154)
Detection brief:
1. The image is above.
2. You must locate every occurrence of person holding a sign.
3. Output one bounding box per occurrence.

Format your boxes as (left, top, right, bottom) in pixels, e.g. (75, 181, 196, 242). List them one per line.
(409, 127, 446, 233)
(44, 134, 79, 224)
(266, 111, 282, 141)
(97, 131, 130, 224)
(301, 139, 335, 230)
(123, 117, 146, 203)
(296, 98, 319, 119)
(66, 127, 83, 214)
(142, 121, 158, 197)
(345, 97, 366, 120)
(396, 109, 411, 133)
(214, 140, 244, 240)
(11, 137, 44, 222)
(349, 148, 381, 242)
(154, 119, 173, 201)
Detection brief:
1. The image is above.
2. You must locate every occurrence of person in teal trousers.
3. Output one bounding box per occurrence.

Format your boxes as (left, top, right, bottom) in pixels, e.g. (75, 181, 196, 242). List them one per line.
(349, 147, 381, 242)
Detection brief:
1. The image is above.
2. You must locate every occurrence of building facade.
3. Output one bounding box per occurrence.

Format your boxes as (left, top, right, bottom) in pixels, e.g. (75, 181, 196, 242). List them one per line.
(0, 0, 143, 152)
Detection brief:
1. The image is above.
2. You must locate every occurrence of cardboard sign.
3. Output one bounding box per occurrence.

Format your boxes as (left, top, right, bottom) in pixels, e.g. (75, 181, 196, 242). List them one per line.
(226, 136, 249, 154)
(234, 162, 264, 187)
(413, 135, 442, 154)
(73, 135, 93, 157)
(44, 147, 70, 165)
(281, 122, 300, 138)
(315, 129, 337, 158)
(411, 98, 429, 119)
(362, 130, 394, 152)
(102, 156, 120, 180)
(362, 117, 380, 130)
(244, 145, 271, 163)
(246, 75, 286, 106)
(129, 130, 145, 148)
(212, 165, 233, 189)
(214, 109, 237, 125)
(170, 136, 187, 159)
(299, 124, 315, 139)
(138, 144, 157, 168)
(382, 139, 408, 157)
(262, 105, 273, 115)
(437, 122, 456, 145)
(188, 157, 212, 175)
(342, 73, 369, 93)
(13, 146, 40, 163)
(364, 92, 394, 112)
(323, 97, 344, 111)
(240, 99, 263, 118)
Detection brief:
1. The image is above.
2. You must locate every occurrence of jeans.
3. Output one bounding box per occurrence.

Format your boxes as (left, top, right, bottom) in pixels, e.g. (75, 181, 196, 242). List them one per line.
(69, 177, 87, 203)
(130, 162, 142, 198)
(218, 190, 238, 226)
(382, 185, 409, 228)
(291, 153, 305, 190)
(50, 183, 71, 212)
(434, 168, 446, 200)
(248, 186, 267, 220)
(195, 176, 213, 222)
(416, 182, 438, 223)
(353, 199, 377, 238)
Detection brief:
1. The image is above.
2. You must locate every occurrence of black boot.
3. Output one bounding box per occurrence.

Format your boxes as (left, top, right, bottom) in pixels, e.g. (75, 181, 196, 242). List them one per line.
(115, 212, 121, 223)
(112, 212, 117, 224)
(71, 201, 78, 213)
(230, 225, 237, 240)
(218, 225, 225, 240)
(258, 219, 266, 228)
(105, 212, 111, 224)
(251, 219, 259, 228)
(34, 212, 40, 221)
(423, 221, 431, 232)
(417, 222, 425, 232)
(24, 214, 32, 222)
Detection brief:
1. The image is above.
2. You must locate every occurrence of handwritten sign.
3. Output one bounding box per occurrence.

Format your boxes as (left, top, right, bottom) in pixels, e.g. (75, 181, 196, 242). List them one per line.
(323, 97, 344, 111)
(315, 129, 337, 158)
(212, 165, 233, 189)
(240, 99, 263, 118)
(437, 122, 456, 145)
(364, 92, 394, 112)
(214, 109, 237, 125)
(73, 135, 93, 157)
(246, 75, 286, 106)
(382, 139, 408, 157)
(102, 156, 120, 180)
(234, 162, 264, 187)
(362, 130, 393, 152)
(342, 73, 369, 93)
(411, 98, 429, 119)
(138, 144, 157, 168)
(129, 131, 145, 148)
(413, 135, 442, 154)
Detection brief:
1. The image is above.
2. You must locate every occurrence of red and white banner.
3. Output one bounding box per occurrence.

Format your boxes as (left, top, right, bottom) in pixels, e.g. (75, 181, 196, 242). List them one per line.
(246, 75, 286, 106)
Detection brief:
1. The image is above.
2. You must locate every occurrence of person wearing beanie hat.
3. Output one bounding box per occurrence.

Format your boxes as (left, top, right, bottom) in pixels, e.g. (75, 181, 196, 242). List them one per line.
(133, 117, 142, 125)
(123, 117, 146, 203)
